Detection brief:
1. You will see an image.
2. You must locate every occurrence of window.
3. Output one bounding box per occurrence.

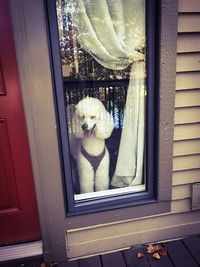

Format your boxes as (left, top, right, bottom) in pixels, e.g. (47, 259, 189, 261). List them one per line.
(47, 0, 158, 214)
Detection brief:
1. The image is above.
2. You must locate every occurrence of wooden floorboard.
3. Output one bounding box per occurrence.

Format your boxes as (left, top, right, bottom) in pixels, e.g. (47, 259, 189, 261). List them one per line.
(57, 260, 78, 267)
(163, 240, 199, 267)
(146, 244, 174, 267)
(79, 256, 101, 267)
(182, 235, 200, 265)
(101, 251, 126, 267)
(123, 246, 150, 267)
(0, 255, 43, 267)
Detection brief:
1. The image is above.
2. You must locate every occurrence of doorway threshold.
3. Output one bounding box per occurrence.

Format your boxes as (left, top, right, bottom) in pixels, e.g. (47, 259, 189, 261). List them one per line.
(0, 240, 43, 262)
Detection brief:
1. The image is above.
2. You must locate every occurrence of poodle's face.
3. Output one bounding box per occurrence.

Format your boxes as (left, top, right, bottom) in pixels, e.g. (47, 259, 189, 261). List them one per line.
(75, 97, 106, 138)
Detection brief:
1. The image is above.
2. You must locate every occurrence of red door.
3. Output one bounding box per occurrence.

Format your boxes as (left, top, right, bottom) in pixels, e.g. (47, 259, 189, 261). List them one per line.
(0, 0, 41, 244)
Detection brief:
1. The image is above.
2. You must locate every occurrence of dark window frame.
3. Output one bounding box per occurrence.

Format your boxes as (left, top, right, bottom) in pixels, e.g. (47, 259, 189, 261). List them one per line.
(46, 0, 176, 216)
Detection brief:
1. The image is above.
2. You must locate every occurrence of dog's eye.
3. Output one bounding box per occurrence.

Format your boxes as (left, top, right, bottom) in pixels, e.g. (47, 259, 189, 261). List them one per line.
(80, 115, 85, 119)
(91, 116, 96, 119)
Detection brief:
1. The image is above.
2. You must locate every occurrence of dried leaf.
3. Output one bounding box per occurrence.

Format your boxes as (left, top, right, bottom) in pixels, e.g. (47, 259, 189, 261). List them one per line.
(147, 244, 162, 254)
(147, 244, 154, 253)
(153, 252, 161, 260)
(158, 248, 167, 256)
(137, 252, 145, 258)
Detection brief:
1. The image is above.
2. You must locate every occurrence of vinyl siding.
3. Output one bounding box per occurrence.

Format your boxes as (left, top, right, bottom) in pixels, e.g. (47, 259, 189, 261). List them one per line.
(66, 0, 200, 258)
(173, 0, 200, 207)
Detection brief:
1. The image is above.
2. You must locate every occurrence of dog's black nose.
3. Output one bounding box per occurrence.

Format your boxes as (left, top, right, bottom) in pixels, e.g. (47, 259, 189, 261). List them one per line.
(82, 123, 88, 131)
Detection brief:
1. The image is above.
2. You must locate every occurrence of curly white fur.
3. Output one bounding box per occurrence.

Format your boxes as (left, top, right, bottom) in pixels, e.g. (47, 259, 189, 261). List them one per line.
(69, 97, 114, 193)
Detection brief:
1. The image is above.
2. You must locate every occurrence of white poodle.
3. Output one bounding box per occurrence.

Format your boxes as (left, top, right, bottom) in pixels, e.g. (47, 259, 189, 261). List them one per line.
(69, 97, 114, 194)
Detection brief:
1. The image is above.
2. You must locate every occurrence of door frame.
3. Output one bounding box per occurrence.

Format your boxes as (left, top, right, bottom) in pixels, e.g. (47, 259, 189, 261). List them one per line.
(9, 0, 67, 264)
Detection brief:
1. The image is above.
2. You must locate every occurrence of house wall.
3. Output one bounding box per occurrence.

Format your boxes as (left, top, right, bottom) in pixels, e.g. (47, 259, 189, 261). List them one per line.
(9, 0, 200, 263)
(65, 0, 200, 259)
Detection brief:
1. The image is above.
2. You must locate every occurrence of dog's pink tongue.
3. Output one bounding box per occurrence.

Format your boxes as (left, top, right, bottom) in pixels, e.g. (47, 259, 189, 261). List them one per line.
(84, 130, 92, 138)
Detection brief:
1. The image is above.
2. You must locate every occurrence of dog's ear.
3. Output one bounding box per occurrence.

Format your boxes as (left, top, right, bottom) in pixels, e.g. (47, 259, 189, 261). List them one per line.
(95, 111, 114, 139)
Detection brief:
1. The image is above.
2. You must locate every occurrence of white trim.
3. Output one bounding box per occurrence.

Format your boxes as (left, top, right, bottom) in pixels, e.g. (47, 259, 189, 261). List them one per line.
(0, 241, 43, 262)
(74, 185, 145, 201)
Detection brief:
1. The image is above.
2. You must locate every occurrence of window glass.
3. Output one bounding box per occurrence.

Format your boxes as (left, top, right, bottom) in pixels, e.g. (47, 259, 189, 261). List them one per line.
(56, 0, 146, 201)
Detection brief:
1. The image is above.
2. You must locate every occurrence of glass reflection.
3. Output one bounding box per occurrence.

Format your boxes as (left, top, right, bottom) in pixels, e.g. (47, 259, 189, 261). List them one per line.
(56, 0, 146, 198)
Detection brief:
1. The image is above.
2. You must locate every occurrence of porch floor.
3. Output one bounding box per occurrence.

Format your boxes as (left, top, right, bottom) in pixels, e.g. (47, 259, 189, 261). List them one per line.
(57, 235, 200, 267)
(1, 235, 200, 266)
